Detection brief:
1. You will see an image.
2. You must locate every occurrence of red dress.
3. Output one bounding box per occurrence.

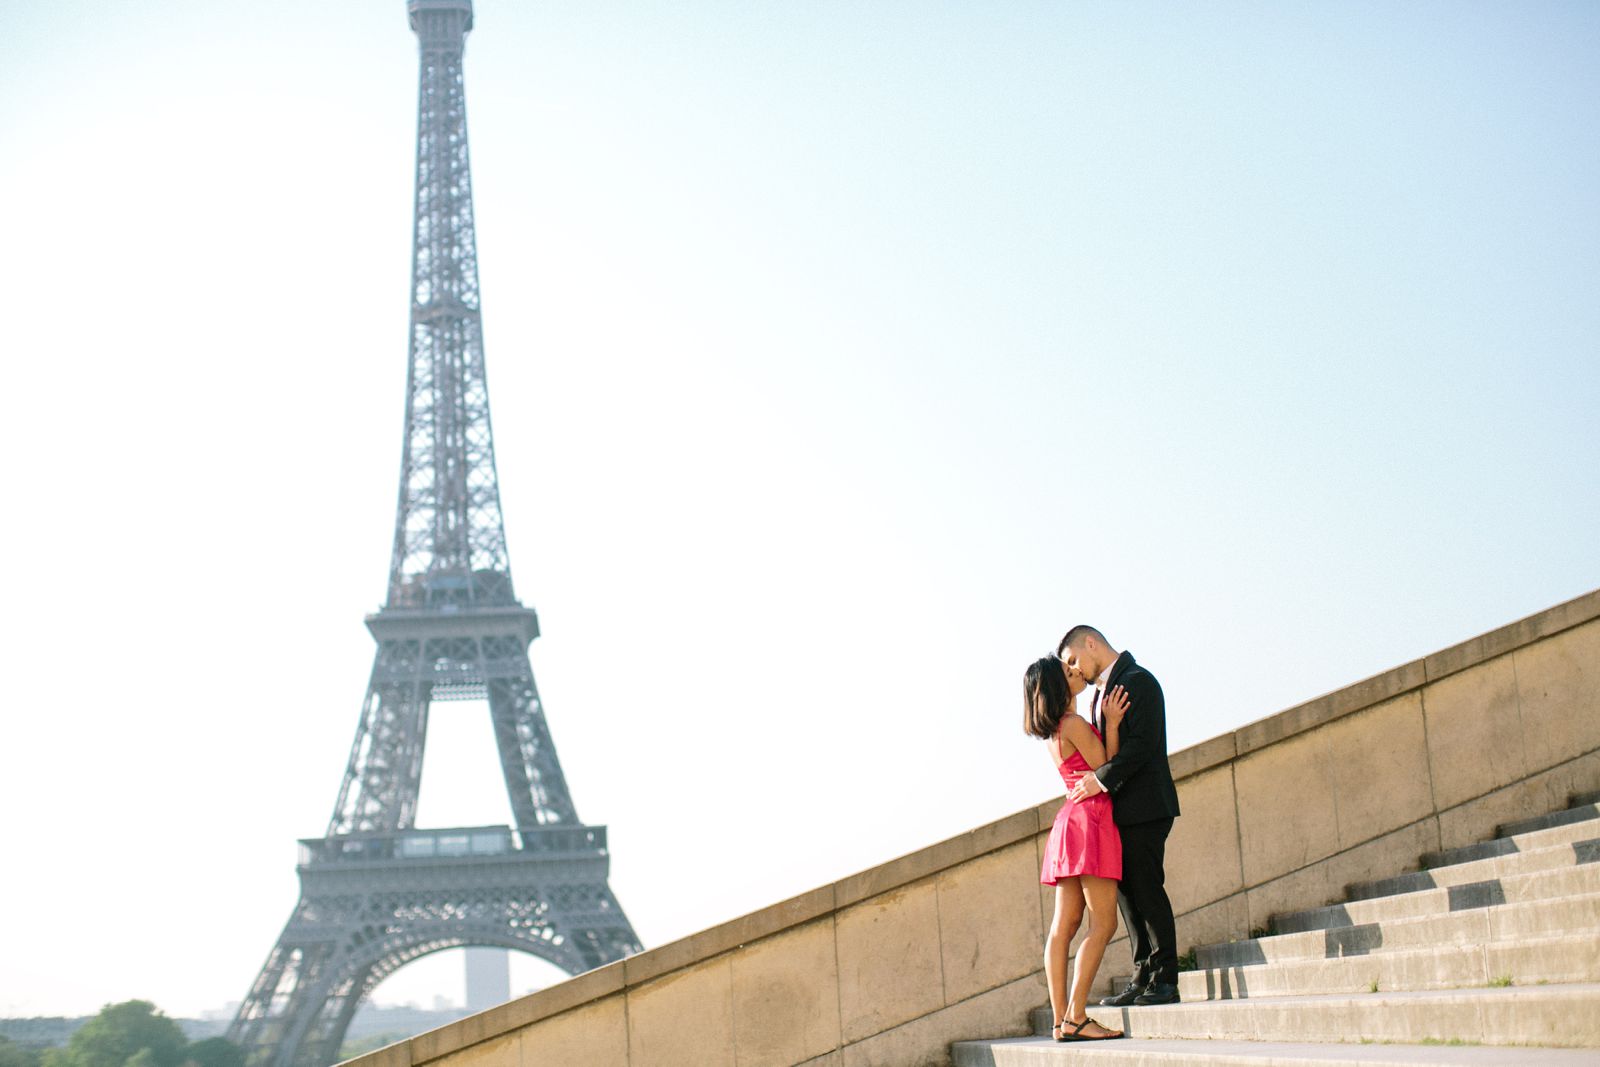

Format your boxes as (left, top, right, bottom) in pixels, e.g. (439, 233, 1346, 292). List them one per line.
(1040, 723, 1123, 884)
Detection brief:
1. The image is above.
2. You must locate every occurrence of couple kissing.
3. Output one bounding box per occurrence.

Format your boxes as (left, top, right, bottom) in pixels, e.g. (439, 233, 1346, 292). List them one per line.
(1023, 626, 1182, 1042)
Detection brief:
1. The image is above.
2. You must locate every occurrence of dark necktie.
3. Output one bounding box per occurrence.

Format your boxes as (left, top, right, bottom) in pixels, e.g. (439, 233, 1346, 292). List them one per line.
(1092, 686, 1104, 735)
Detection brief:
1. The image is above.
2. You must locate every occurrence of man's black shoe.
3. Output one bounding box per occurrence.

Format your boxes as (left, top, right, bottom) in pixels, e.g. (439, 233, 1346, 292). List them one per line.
(1134, 982, 1180, 1006)
(1098, 982, 1144, 1008)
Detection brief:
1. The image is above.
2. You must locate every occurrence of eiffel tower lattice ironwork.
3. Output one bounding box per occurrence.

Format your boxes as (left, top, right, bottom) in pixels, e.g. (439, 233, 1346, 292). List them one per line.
(227, 4, 641, 1064)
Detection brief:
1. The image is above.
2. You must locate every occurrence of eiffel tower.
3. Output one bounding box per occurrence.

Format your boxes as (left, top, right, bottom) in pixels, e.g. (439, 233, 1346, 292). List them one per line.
(227, 4, 641, 1064)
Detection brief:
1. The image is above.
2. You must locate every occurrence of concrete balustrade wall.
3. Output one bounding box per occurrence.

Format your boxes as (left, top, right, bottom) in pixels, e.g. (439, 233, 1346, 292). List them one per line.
(347, 589, 1600, 1067)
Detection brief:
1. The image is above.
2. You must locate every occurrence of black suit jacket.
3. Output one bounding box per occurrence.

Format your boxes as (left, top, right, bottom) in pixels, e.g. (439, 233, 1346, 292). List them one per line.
(1094, 651, 1181, 827)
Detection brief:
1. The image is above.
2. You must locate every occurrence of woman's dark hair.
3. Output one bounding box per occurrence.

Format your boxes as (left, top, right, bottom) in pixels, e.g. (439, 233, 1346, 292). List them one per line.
(1023, 654, 1071, 739)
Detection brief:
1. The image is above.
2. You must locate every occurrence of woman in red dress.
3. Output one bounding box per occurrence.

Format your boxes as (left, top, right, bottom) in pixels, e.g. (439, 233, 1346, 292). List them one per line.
(1024, 654, 1127, 1042)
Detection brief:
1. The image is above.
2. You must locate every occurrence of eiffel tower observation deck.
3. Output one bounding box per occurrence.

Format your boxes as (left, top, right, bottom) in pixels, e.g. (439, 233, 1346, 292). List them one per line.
(227, 4, 641, 1065)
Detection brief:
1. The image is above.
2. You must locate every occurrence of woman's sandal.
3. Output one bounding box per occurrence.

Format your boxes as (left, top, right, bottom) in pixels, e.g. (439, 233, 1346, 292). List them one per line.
(1058, 1017, 1125, 1041)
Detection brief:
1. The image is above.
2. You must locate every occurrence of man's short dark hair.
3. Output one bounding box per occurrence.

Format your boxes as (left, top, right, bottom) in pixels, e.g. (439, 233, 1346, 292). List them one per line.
(1057, 625, 1109, 657)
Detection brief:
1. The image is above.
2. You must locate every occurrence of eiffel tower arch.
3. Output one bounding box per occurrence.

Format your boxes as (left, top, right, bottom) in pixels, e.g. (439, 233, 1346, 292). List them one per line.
(228, 4, 641, 1065)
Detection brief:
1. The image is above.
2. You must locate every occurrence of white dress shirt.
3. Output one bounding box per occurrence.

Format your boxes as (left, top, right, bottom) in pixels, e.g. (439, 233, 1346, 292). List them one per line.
(1089, 656, 1116, 791)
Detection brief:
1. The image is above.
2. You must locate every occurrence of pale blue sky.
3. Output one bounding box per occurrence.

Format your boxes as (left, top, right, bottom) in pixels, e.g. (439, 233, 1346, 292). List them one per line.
(1, 0, 1596, 1019)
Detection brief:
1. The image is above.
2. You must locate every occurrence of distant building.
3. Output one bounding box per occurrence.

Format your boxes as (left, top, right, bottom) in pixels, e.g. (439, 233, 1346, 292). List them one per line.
(464, 949, 511, 1012)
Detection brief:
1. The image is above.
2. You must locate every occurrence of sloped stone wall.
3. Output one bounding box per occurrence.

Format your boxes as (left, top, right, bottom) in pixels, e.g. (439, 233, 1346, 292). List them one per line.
(347, 588, 1600, 1067)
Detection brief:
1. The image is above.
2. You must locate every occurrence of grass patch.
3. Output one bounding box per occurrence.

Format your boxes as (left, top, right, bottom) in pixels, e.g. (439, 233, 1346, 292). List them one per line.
(1367, 979, 1379, 993)
(1489, 975, 1514, 988)
(1176, 947, 1198, 973)
(1363, 1038, 1482, 1047)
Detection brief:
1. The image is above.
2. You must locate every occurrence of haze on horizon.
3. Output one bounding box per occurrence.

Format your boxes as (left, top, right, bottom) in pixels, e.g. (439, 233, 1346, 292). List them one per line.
(0, 0, 1596, 1019)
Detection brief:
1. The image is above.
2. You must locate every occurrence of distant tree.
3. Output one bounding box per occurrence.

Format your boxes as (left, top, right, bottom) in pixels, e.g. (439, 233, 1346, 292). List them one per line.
(0, 1035, 43, 1067)
(179, 1040, 242, 1067)
(53, 1003, 187, 1067)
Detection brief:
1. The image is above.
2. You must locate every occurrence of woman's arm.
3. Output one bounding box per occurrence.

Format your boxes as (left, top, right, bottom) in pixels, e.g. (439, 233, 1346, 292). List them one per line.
(1060, 715, 1108, 769)
(1102, 685, 1129, 760)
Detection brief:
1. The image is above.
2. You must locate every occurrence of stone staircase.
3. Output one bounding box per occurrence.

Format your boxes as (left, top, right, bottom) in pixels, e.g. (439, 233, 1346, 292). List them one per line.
(952, 791, 1600, 1066)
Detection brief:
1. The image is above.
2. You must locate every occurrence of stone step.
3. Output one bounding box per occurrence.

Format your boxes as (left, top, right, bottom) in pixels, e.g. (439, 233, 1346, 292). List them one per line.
(1423, 804, 1600, 868)
(1198, 889, 1600, 970)
(1275, 861, 1600, 936)
(1180, 931, 1600, 1001)
(1023, 983, 1600, 1047)
(1570, 789, 1600, 808)
(1345, 835, 1600, 903)
(953, 1035, 1600, 1067)
(1491, 801, 1600, 844)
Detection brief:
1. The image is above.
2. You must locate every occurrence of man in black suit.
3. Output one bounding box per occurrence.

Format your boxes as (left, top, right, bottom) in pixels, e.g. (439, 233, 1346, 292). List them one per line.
(1060, 625, 1182, 1006)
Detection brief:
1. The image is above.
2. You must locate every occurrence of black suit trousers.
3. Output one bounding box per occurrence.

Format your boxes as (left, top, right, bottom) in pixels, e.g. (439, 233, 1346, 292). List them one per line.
(1117, 817, 1177, 986)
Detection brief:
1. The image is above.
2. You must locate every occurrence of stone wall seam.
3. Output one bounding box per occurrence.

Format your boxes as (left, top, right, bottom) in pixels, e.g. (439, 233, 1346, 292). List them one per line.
(725, 954, 739, 1067)
(1418, 685, 1441, 820)
(827, 911, 845, 1060)
(1033, 833, 1048, 951)
(409, 1028, 482, 1066)
(1228, 759, 1248, 894)
(1322, 728, 1344, 857)
(621, 980, 633, 1067)
(1423, 589, 1600, 685)
(1509, 645, 1533, 776)
(933, 871, 950, 1007)
(620, 987, 634, 1067)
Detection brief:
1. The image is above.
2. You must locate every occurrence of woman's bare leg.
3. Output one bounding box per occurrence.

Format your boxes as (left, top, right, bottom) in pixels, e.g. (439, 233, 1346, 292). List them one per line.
(1066, 873, 1123, 1037)
(1045, 880, 1084, 1034)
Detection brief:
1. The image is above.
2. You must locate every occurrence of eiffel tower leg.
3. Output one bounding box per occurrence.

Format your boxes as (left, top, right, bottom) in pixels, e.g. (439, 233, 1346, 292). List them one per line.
(328, 643, 431, 836)
(229, 894, 410, 1067)
(229, 902, 344, 1067)
(272, 955, 372, 1067)
(548, 882, 646, 970)
(228, 929, 297, 1065)
(311, 968, 374, 1067)
(486, 650, 578, 832)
